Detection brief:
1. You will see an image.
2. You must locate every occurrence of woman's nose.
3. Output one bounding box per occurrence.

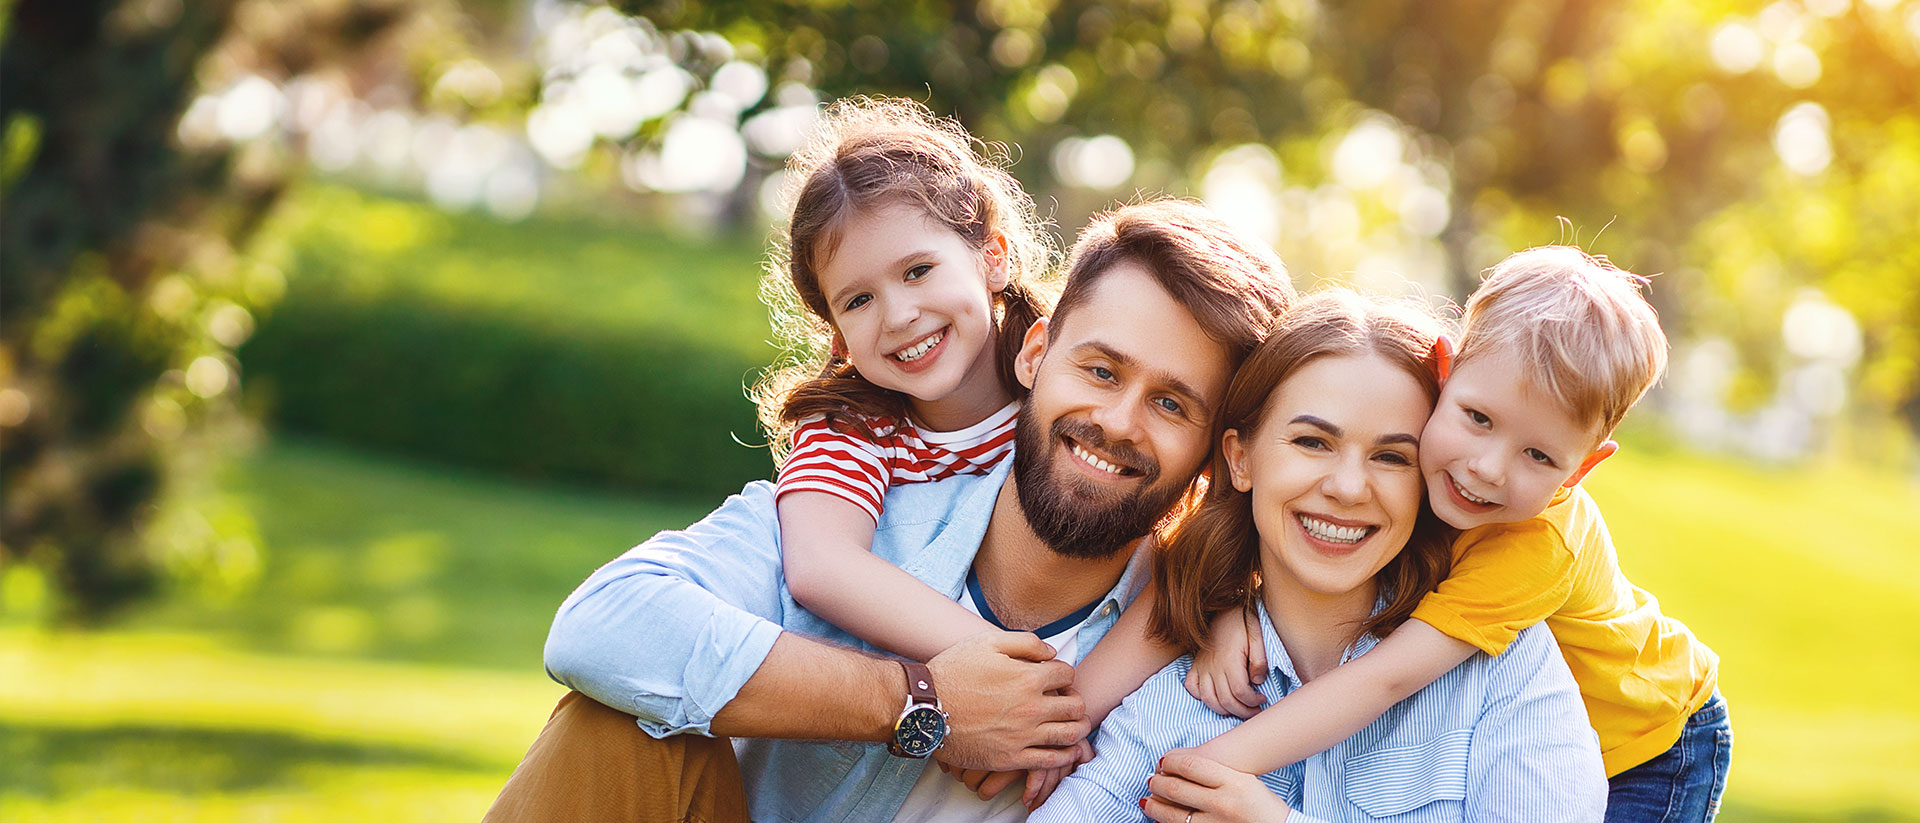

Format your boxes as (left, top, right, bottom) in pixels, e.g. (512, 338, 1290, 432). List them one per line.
(1322, 455, 1372, 504)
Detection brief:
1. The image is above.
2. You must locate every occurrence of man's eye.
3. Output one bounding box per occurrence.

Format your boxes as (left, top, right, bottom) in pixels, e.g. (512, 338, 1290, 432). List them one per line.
(1525, 448, 1555, 466)
(1154, 397, 1182, 415)
(905, 264, 932, 281)
(1090, 366, 1114, 381)
(1465, 408, 1490, 427)
(845, 294, 872, 311)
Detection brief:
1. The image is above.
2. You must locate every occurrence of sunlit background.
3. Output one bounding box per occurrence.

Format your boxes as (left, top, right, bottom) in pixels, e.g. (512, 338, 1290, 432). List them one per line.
(2, 0, 1916, 820)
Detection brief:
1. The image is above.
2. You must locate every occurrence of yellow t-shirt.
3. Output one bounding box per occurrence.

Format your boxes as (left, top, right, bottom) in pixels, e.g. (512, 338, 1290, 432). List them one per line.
(1408, 486, 1719, 776)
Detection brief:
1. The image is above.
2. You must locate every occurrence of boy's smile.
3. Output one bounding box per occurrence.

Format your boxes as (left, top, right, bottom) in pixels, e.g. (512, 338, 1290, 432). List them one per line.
(1420, 349, 1614, 531)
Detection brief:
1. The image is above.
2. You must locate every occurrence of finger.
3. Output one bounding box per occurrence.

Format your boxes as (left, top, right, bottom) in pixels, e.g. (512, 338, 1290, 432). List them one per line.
(977, 769, 1023, 800)
(1226, 676, 1266, 716)
(991, 630, 1060, 662)
(1158, 750, 1240, 789)
(1141, 793, 1192, 823)
(1243, 608, 1269, 685)
(1146, 772, 1212, 811)
(1036, 716, 1093, 748)
(1026, 766, 1065, 810)
(1033, 658, 1077, 692)
(1008, 745, 1077, 772)
(1030, 694, 1091, 727)
(959, 768, 991, 792)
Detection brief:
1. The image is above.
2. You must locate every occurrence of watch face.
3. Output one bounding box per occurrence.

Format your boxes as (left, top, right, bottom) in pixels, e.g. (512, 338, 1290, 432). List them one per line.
(894, 706, 948, 758)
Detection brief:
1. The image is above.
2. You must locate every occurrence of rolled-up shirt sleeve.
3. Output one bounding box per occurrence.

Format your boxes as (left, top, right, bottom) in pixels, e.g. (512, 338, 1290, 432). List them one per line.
(543, 480, 789, 738)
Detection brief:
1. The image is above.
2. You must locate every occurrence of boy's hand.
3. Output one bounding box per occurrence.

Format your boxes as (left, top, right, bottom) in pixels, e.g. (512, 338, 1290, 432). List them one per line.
(1184, 605, 1267, 718)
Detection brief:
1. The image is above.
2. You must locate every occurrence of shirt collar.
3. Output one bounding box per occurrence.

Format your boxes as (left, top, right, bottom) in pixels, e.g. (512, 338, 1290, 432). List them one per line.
(1255, 593, 1390, 689)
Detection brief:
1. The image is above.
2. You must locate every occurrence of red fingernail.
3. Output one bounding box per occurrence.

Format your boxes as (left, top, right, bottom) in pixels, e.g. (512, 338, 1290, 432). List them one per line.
(1138, 797, 1148, 810)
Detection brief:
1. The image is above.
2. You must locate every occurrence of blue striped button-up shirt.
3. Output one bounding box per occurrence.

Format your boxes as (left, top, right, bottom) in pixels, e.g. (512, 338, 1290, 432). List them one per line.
(1033, 600, 1606, 823)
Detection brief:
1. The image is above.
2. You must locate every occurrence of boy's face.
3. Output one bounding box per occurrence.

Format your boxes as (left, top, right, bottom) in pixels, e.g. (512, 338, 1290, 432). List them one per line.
(1420, 349, 1615, 530)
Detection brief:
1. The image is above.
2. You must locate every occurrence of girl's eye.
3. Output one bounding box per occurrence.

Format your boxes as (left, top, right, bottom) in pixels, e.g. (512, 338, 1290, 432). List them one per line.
(845, 293, 872, 311)
(904, 264, 933, 281)
(1524, 448, 1555, 466)
(1465, 408, 1490, 427)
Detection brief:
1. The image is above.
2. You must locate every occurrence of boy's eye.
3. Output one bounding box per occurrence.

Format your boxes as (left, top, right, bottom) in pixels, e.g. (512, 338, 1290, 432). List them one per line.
(904, 264, 932, 281)
(1524, 448, 1555, 466)
(1465, 408, 1490, 427)
(845, 293, 872, 311)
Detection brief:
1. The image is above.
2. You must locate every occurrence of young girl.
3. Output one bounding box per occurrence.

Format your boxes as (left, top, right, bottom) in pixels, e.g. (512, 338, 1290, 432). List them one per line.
(754, 96, 1056, 665)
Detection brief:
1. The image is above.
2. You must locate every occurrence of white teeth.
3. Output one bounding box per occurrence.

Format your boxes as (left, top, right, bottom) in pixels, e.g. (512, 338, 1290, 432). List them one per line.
(1070, 442, 1125, 475)
(892, 330, 944, 362)
(1299, 515, 1370, 544)
(1452, 476, 1493, 505)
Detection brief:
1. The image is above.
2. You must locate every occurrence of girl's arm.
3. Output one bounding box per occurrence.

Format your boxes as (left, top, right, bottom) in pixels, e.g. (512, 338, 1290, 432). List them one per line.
(1070, 581, 1185, 724)
(1190, 619, 1476, 774)
(779, 491, 999, 661)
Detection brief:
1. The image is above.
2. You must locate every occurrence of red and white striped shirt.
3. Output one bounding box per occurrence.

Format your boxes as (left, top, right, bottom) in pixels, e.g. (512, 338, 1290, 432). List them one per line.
(775, 401, 1020, 523)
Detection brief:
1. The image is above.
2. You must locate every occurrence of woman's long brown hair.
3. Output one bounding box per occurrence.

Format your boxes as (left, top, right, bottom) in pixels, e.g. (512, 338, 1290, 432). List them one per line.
(751, 97, 1057, 455)
(1149, 289, 1456, 654)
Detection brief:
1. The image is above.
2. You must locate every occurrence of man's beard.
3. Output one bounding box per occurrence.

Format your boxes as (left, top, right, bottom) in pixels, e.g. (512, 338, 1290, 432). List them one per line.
(1011, 403, 1186, 560)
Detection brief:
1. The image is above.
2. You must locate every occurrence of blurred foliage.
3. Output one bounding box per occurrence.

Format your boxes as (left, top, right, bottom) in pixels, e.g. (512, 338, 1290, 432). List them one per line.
(621, 0, 1920, 451)
(0, 0, 485, 619)
(238, 184, 773, 497)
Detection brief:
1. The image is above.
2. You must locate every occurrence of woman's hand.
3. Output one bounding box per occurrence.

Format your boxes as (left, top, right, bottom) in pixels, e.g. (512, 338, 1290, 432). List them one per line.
(1185, 605, 1268, 718)
(1142, 749, 1293, 823)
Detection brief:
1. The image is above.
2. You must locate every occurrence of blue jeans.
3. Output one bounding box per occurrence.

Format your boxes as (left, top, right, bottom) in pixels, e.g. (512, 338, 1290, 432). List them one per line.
(1605, 691, 1732, 823)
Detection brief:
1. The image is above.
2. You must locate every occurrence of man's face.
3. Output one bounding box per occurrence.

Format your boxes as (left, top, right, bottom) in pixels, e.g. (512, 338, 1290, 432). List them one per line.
(1010, 260, 1234, 558)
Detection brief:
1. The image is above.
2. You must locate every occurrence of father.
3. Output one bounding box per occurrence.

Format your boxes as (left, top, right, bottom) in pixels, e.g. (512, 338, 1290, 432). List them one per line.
(487, 199, 1294, 821)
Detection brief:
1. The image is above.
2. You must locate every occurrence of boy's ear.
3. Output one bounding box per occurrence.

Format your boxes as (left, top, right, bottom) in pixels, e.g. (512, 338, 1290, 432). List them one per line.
(1221, 428, 1253, 492)
(1430, 335, 1454, 384)
(982, 230, 1010, 292)
(1563, 439, 1618, 488)
(1013, 316, 1050, 389)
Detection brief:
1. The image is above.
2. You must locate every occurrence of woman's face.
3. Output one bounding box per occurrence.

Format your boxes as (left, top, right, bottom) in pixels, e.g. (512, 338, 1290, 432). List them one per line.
(1222, 352, 1432, 601)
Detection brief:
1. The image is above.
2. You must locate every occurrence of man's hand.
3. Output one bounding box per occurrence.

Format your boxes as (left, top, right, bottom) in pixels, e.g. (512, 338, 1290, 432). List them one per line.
(928, 631, 1089, 771)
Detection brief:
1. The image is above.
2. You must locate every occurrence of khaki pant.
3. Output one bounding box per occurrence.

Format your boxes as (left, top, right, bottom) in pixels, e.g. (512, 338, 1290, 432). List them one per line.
(485, 691, 751, 823)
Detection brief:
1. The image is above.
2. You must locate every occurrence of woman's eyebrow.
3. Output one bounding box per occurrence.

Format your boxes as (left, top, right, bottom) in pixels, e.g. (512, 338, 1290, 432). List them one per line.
(1377, 433, 1421, 448)
(1289, 415, 1340, 435)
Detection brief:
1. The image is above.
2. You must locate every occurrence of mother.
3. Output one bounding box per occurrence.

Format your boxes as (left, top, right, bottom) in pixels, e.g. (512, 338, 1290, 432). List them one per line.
(1033, 290, 1606, 822)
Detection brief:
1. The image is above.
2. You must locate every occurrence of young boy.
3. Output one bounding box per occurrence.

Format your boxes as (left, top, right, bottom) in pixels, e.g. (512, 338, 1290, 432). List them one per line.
(1181, 246, 1729, 822)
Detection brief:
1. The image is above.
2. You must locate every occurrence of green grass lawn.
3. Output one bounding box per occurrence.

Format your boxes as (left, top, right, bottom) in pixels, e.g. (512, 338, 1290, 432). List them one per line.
(2, 437, 1916, 821)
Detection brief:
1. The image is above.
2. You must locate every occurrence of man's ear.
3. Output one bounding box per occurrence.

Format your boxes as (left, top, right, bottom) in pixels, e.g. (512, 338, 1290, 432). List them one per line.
(1563, 439, 1618, 488)
(982, 230, 1010, 293)
(1431, 335, 1454, 384)
(1221, 428, 1253, 492)
(1014, 316, 1050, 390)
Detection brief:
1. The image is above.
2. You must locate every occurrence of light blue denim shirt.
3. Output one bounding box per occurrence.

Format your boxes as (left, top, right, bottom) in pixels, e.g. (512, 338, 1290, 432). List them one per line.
(1032, 600, 1607, 823)
(544, 459, 1153, 822)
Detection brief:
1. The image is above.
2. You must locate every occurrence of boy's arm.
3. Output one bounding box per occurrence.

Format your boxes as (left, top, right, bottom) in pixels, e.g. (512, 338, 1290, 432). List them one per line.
(1072, 582, 1185, 725)
(1191, 620, 1476, 774)
(779, 491, 1001, 661)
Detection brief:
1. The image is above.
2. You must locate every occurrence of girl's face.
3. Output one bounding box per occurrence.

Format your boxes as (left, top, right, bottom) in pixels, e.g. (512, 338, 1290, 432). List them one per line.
(814, 203, 1011, 430)
(1222, 352, 1431, 602)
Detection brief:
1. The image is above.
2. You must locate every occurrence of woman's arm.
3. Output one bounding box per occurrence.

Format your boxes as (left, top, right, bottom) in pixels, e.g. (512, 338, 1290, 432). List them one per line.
(1190, 619, 1476, 774)
(778, 491, 999, 661)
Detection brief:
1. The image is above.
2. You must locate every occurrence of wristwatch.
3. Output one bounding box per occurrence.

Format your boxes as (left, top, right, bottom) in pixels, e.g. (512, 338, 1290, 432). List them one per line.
(887, 660, 949, 758)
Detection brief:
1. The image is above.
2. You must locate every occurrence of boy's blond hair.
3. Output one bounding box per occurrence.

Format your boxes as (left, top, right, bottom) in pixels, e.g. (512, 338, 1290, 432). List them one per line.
(1455, 245, 1668, 439)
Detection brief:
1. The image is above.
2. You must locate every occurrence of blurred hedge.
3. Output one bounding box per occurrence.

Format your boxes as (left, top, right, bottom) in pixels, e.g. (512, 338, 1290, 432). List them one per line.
(240, 185, 777, 497)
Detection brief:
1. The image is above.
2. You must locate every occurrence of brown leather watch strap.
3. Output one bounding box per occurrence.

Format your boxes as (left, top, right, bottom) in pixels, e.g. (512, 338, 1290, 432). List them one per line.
(901, 661, 938, 706)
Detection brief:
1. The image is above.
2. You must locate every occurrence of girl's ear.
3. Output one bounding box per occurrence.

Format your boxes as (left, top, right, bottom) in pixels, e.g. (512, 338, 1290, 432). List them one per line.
(830, 332, 849, 360)
(1013, 316, 1050, 390)
(1430, 335, 1454, 384)
(982, 230, 1011, 293)
(1221, 428, 1253, 492)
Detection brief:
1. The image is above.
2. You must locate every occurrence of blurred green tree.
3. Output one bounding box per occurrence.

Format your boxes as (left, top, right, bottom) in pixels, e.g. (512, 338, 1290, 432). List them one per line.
(0, 0, 421, 618)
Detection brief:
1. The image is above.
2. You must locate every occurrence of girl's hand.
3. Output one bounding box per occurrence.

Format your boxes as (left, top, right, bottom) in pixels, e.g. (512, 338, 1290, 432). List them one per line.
(1185, 605, 1267, 718)
(945, 766, 1024, 800)
(1142, 749, 1293, 823)
(1021, 738, 1093, 809)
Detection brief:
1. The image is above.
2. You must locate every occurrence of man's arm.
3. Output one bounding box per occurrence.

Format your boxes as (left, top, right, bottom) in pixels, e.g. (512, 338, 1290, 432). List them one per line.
(542, 481, 1089, 770)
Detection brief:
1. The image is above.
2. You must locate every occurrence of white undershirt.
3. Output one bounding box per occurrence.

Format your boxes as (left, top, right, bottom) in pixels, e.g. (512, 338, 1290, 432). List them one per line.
(892, 589, 1086, 823)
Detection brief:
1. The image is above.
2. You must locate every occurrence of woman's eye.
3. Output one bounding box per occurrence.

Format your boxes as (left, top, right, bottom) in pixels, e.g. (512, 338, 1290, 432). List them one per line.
(1465, 408, 1490, 427)
(905, 264, 932, 281)
(1525, 448, 1555, 466)
(845, 294, 871, 311)
(1289, 436, 1328, 451)
(1377, 451, 1415, 466)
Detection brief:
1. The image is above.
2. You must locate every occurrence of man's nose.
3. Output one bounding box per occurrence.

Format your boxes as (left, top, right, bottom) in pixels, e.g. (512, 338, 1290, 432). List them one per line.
(1088, 392, 1146, 444)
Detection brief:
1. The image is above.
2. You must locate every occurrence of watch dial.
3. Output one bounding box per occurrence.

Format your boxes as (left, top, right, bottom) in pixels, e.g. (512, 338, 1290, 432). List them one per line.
(897, 706, 948, 757)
